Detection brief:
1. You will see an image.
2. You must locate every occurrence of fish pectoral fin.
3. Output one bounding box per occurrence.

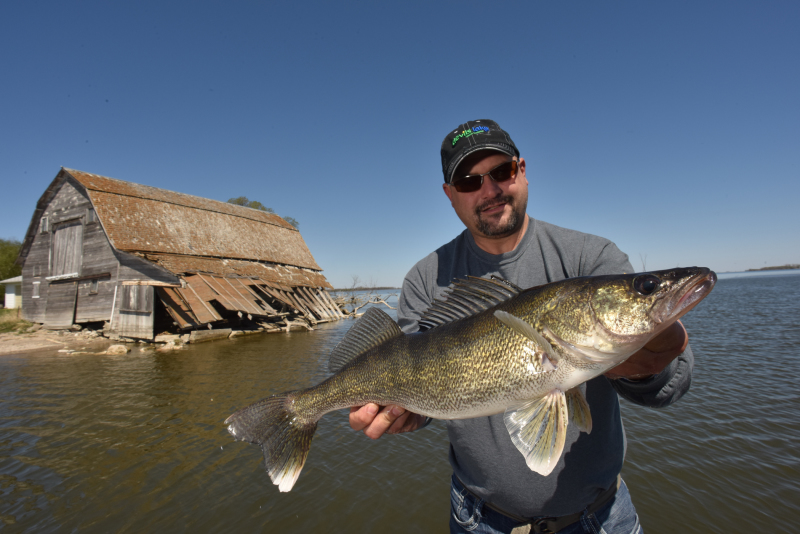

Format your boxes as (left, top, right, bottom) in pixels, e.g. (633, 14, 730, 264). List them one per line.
(565, 386, 592, 434)
(504, 390, 568, 476)
(494, 311, 559, 364)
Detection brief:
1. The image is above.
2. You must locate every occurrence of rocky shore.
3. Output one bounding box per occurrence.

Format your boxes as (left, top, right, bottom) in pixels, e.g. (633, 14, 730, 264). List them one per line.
(0, 321, 310, 356)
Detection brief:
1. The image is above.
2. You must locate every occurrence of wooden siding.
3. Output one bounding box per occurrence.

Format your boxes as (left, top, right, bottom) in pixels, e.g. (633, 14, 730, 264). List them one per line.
(112, 285, 154, 339)
(75, 275, 114, 323)
(44, 280, 78, 327)
(23, 180, 93, 324)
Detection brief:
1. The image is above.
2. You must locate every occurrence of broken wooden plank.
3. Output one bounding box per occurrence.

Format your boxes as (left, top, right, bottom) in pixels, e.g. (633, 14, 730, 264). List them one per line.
(221, 277, 264, 316)
(156, 287, 198, 329)
(314, 287, 342, 318)
(281, 288, 310, 317)
(295, 286, 322, 319)
(299, 286, 329, 320)
(256, 282, 299, 312)
(189, 328, 232, 343)
(194, 273, 239, 311)
(179, 282, 222, 323)
(320, 288, 345, 317)
(122, 280, 180, 287)
(239, 279, 278, 314)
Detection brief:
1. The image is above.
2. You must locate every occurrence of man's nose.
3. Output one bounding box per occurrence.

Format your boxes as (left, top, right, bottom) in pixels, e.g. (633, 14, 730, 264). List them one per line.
(480, 174, 504, 195)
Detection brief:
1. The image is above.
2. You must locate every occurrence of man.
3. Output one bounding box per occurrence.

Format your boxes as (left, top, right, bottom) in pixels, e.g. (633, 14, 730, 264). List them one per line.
(350, 120, 691, 533)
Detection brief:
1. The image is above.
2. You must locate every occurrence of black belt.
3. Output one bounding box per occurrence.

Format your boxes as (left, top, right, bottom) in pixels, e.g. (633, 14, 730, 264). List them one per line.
(457, 474, 620, 534)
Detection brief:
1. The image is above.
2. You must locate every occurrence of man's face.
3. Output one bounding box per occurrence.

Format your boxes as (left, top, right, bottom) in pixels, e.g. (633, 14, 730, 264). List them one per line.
(443, 151, 529, 239)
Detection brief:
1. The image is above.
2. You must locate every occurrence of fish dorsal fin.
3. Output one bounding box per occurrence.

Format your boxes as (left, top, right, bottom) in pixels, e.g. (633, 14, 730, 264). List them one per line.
(328, 307, 402, 373)
(418, 276, 520, 331)
(504, 389, 569, 476)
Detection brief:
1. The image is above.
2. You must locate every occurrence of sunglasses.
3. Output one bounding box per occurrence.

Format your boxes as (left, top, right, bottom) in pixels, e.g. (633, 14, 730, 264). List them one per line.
(450, 160, 519, 193)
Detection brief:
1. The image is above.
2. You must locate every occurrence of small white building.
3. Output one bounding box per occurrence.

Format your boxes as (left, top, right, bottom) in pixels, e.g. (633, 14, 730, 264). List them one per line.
(1, 276, 22, 309)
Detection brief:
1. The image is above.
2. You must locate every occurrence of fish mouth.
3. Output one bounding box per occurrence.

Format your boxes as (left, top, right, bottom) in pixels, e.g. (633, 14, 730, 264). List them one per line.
(670, 268, 717, 320)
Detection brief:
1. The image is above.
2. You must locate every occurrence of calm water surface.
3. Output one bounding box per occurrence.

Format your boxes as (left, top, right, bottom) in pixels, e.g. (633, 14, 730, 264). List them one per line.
(1, 274, 798, 533)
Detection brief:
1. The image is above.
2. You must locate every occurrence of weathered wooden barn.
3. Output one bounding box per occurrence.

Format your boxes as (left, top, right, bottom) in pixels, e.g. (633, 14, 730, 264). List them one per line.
(17, 168, 343, 339)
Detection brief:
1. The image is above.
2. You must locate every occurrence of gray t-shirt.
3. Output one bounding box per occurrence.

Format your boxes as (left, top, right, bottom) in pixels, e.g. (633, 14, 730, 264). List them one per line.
(397, 217, 693, 518)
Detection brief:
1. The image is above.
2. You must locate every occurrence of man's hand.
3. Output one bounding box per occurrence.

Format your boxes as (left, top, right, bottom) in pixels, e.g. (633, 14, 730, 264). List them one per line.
(605, 321, 688, 380)
(349, 404, 427, 439)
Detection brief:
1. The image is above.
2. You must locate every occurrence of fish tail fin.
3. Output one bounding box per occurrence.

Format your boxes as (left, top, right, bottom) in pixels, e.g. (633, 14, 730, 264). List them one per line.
(225, 393, 317, 492)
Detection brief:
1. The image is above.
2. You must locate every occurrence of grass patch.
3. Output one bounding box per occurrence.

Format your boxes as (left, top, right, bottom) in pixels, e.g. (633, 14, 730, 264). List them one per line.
(0, 308, 32, 334)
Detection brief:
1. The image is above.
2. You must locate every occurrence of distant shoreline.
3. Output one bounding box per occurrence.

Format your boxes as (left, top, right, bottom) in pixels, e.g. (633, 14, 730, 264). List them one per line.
(746, 264, 800, 272)
(328, 287, 400, 292)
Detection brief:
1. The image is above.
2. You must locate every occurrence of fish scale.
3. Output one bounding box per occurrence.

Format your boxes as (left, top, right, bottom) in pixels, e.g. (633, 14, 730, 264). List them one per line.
(226, 267, 716, 492)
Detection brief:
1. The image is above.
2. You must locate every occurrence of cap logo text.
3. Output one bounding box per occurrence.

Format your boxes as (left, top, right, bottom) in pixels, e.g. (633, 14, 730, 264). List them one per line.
(452, 125, 490, 146)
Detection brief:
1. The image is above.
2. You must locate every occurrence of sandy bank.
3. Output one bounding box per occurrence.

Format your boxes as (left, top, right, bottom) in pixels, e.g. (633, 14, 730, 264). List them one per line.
(0, 329, 117, 355)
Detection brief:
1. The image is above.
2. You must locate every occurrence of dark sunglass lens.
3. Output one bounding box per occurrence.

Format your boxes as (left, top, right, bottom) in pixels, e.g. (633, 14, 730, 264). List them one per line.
(491, 161, 517, 182)
(453, 175, 482, 193)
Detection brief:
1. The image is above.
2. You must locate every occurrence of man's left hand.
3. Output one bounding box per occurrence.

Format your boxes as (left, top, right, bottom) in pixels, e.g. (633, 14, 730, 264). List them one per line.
(604, 321, 688, 381)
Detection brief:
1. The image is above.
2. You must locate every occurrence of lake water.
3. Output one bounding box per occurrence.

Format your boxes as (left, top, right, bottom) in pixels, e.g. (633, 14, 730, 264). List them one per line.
(1, 272, 798, 533)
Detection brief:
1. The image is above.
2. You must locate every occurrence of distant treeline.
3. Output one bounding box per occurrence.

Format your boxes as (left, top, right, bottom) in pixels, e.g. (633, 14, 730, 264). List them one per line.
(747, 264, 800, 271)
(329, 287, 400, 292)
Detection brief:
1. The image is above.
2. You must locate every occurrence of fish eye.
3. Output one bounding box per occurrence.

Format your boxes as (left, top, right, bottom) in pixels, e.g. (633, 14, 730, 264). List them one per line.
(632, 274, 661, 296)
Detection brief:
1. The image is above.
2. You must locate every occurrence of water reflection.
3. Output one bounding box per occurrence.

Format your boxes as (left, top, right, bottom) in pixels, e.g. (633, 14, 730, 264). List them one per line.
(1, 278, 798, 532)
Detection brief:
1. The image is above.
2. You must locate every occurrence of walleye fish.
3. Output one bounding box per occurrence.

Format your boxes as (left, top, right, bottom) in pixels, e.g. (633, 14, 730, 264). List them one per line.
(226, 267, 716, 492)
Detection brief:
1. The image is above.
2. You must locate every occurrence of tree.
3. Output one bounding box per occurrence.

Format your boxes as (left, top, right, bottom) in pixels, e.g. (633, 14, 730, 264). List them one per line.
(227, 196, 274, 213)
(227, 196, 299, 229)
(0, 238, 22, 280)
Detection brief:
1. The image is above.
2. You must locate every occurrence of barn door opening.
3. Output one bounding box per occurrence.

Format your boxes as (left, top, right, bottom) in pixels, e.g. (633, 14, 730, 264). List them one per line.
(51, 220, 83, 277)
(115, 285, 154, 339)
(44, 280, 78, 327)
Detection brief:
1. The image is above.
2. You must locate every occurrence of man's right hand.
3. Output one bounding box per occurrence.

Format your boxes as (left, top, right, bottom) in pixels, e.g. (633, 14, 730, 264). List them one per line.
(349, 403, 427, 439)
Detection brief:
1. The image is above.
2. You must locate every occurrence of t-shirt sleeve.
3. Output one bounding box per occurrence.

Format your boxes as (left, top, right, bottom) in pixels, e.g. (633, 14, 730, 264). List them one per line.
(579, 238, 635, 277)
(397, 253, 438, 334)
(610, 344, 694, 408)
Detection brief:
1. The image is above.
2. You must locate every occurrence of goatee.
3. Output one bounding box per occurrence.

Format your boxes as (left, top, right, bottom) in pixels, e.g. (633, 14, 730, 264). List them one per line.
(474, 195, 524, 238)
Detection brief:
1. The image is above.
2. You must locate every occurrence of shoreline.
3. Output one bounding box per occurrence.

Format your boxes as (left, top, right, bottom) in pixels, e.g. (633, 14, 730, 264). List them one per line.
(0, 330, 117, 355)
(0, 321, 315, 356)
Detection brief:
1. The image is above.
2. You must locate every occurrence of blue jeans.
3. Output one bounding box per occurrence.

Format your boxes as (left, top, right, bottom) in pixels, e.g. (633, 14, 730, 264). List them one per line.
(449, 474, 643, 534)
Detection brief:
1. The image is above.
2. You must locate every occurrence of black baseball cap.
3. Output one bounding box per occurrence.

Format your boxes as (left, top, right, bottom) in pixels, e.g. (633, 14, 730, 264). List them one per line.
(440, 119, 520, 183)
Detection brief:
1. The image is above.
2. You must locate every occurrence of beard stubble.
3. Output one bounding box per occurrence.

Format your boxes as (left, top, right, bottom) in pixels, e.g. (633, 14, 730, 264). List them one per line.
(474, 194, 526, 238)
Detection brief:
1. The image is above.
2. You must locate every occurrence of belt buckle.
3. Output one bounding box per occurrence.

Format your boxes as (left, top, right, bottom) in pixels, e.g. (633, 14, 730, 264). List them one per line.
(531, 517, 557, 534)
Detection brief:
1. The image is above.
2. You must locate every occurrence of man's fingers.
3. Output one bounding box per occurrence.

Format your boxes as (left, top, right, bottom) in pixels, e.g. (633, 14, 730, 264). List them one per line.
(364, 405, 406, 440)
(386, 410, 412, 434)
(349, 404, 424, 438)
(349, 403, 379, 431)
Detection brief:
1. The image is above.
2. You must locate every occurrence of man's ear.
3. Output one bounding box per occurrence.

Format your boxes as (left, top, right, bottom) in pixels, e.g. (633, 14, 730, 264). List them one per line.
(442, 182, 454, 204)
(518, 157, 527, 185)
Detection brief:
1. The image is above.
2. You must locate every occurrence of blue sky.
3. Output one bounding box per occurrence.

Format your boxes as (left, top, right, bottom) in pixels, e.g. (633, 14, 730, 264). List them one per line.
(2, 1, 798, 287)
